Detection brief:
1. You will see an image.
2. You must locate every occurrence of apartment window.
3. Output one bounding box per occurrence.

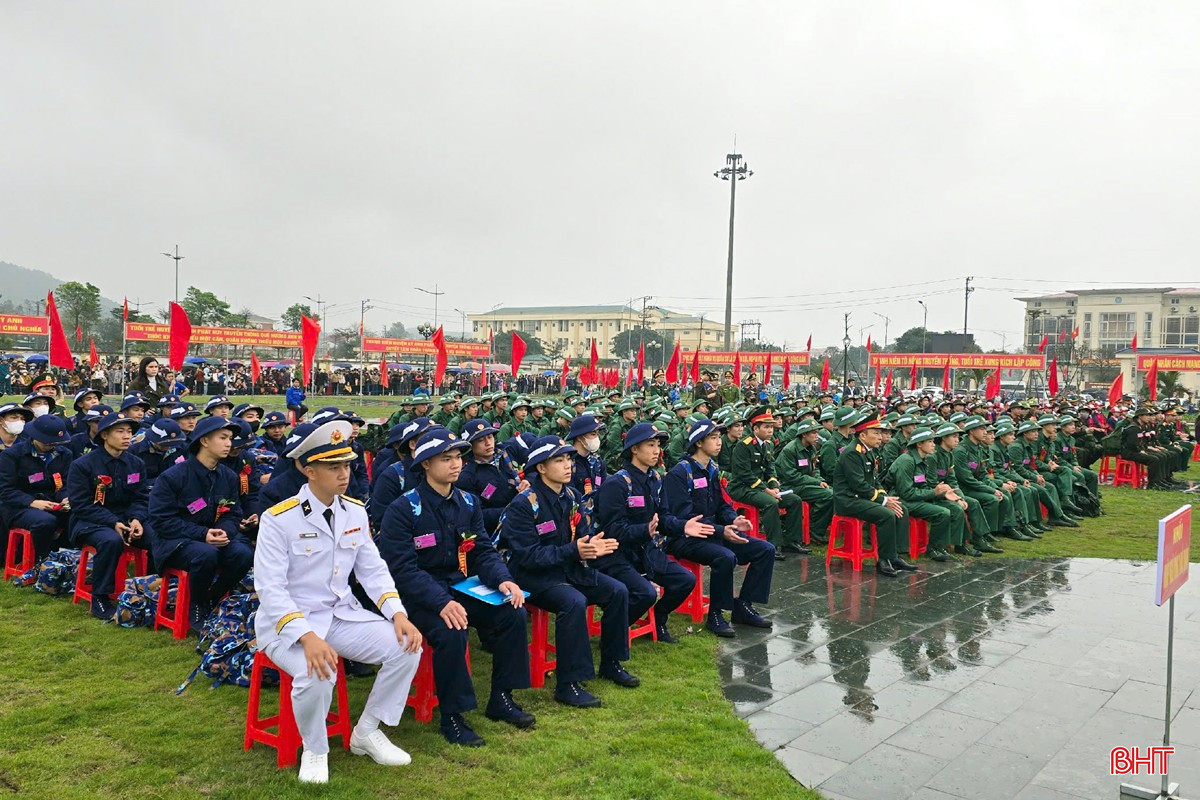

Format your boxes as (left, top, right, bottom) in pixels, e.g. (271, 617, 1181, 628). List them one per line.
(1033, 302, 1042, 308)
(1163, 315, 1200, 347)
(1145, 312, 1153, 340)
(519, 321, 537, 334)
(1097, 312, 1136, 357)
(1172, 298, 1180, 305)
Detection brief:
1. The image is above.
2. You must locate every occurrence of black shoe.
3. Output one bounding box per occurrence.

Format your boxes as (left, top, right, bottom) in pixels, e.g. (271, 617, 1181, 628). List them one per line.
(90, 595, 115, 621)
(554, 682, 602, 708)
(1048, 517, 1080, 528)
(928, 548, 950, 563)
(187, 603, 208, 634)
(731, 600, 772, 629)
(654, 623, 678, 644)
(875, 561, 898, 577)
(1062, 505, 1085, 517)
(976, 541, 1004, 554)
(782, 543, 811, 555)
(955, 545, 983, 557)
(439, 712, 484, 747)
(774, 550, 787, 562)
(890, 556, 917, 572)
(485, 691, 536, 728)
(1001, 529, 1032, 541)
(599, 661, 641, 688)
(706, 610, 736, 638)
(810, 534, 829, 546)
(344, 659, 377, 678)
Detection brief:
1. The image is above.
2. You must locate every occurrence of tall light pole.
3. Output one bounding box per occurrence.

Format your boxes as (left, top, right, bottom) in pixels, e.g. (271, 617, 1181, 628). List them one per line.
(917, 300, 929, 353)
(713, 150, 753, 350)
(303, 294, 327, 357)
(452, 308, 469, 341)
(415, 284, 445, 330)
(161, 245, 184, 304)
(872, 311, 892, 348)
(841, 313, 851, 393)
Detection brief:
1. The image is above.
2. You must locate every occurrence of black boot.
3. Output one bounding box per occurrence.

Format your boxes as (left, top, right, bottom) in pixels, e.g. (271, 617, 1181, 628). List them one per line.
(731, 599, 772, 628)
(705, 609, 736, 638)
(439, 712, 484, 747)
(599, 661, 640, 688)
(554, 681, 602, 708)
(485, 690, 536, 728)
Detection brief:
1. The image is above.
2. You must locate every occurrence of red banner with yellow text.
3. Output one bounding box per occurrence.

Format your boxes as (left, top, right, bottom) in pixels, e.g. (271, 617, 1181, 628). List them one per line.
(0, 315, 49, 336)
(125, 322, 302, 348)
(869, 353, 1045, 370)
(1138, 354, 1200, 372)
(694, 351, 810, 367)
(361, 337, 491, 358)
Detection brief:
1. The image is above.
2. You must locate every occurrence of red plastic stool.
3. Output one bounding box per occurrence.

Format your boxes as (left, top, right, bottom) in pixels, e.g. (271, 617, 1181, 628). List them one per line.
(407, 644, 471, 723)
(1193, 442, 1200, 462)
(730, 502, 764, 540)
(801, 501, 811, 545)
(671, 558, 710, 623)
(587, 601, 658, 643)
(3, 528, 34, 581)
(1112, 458, 1147, 489)
(528, 604, 557, 689)
(908, 518, 930, 560)
(73, 544, 148, 604)
(1097, 455, 1116, 485)
(244, 651, 351, 768)
(825, 515, 879, 571)
(364, 450, 374, 483)
(154, 567, 191, 639)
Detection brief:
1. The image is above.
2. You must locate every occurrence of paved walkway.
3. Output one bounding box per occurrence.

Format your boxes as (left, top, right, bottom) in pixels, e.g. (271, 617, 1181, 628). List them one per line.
(719, 556, 1200, 799)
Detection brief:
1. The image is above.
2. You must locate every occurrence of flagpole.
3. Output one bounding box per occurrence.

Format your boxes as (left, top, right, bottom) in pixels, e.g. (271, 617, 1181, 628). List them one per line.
(120, 320, 128, 394)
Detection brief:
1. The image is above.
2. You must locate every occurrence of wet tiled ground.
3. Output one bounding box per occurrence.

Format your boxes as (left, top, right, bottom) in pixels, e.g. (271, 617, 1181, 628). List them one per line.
(719, 557, 1200, 799)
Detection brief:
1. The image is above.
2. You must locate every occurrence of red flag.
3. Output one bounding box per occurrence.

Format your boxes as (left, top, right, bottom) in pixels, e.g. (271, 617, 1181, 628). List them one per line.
(733, 351, 742, 385)
(941, 359, 950, 392)
(665, 341, 681, 384)
(819, 357, 830, 391)
(74, 324, 82, 343)
(636, 343, 645, 384)
(168, 302, 192, 371)
(625, 362, 633, 388)
(988, 366, 1002, 399)
(783, 357, 791, 391)
(122, 297, 129, 321)
(590, 338, 599, 375)
(1072, 326, 1079, 339)
(1131, 334, 1138, 354)
(300, 314, 320, 385)
(909, 364, 918, 391)
(865, 335, 872, 353)
(431, 326, 448, 387)
(690, 347, 700, 385)
(1146, 358, 1159, 402)
(511, 331, 526, 377)
(874, 365, 881, 394)
(250, 351, 261, 383)
(764, 350, 773, 385)
(1038, 334, 1048, 354)
(884, 368, 893, 396)
(1048, 356, 1059, 395)
(380, 356, 390, 389)
(561, 357, 570, 389)
(1107, 372, 1124, 408)
(1058, 329, 1068, 343)
(805, 334, 812, 352)
(45, 291, 74, 369)
(88, 338, 99, 369)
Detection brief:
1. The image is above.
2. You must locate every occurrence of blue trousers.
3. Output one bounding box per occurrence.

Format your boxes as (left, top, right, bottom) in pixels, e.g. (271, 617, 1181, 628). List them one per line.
(408, 594, 531, 715)
(528, 573, 630, 683)
(599, 557, 696, 625)
(79, 527, 153, 597)
(162, 539, 254, 610)
(665, 535, 775, 610)
(10, 507, 69, 560)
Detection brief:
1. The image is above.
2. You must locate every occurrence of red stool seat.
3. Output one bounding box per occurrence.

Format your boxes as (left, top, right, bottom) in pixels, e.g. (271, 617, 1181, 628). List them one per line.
(908, 518, 930, 560)
(528, 605, 556, 689)
(825, 515, 879, 571)
(73, 544, 148, 604)
(1112, 458, 1147, 489)
(406, 644, 470, 723)
(154, 567, 191, 639)
(3, 528, 34, 581)
(587, 594, 659, 644)
(670, 558, 710, 623)
(243, 651, 351, 767)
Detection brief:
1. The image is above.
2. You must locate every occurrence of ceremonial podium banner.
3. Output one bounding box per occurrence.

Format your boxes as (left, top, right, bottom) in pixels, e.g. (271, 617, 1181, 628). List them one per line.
(1137, 354, 1200, 372)
(694, 351, 811, 367)
(125, 323, 302, 348)
(361, 337, 491, 358)
(869, 353, 1046, 370)
(0, 315, 49, 335)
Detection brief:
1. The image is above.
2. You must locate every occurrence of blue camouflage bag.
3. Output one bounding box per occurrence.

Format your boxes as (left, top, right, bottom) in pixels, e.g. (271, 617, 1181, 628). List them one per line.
(34, 548, 83, 596)
(176, 588, 276, 692)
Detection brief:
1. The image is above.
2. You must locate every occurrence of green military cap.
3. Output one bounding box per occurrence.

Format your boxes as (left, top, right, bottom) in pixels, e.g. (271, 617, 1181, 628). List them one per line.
(832, 406, 858, 427)
(671, 400, 690, 412)
(655, 411, 674, 423)
(1134, 406, 1155, 417)
(459, 396, 480, 409)
(556, 407, 576, 423)
(1058, 415, 1076, 425)
(599, 399, 616, 409)
(683, 413, 704, 426)
(792, 419, 820, 436)
(437, 394, 457, 405)
(563, 393, 582, 405)
(796, 407, 818, 419)
(818, 408, 835, 422)
(907, 426, 936, 446)
(933, 423, 961, 438)
(631, 392, 644, 400)
(616, 399, 637, 412)
(994, 424, 1015, 437)
(1036, 414, 1058, 426)
(531, 398, 552, 409)
(1017, 421, 1039, 434)
(961, 416, 988, 432)
(884, 411, 900, 423)
(895, 414, 918, 427)
(511, 396, 533, 411)
(691, 397, 711, 410)
(606, 389, 621, 399)
(949, 411, 968, 424)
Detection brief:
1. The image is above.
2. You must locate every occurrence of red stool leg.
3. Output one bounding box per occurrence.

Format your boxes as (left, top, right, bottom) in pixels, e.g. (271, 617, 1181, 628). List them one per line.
(73, 545, 96, 604)
(802, 501, 811, 545)
(528, 605, 556, 689)
(327, 658, 352, 751)
(406, 648, 438, 723)
(155, 568, 191, 639)
(4, 528, 34, 581)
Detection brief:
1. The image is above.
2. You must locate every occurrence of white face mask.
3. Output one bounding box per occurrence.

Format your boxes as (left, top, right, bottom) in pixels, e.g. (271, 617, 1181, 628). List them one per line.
(583, 434, 601, 454)
(3, 420, 24, 435)
(30, 405, 49, 418)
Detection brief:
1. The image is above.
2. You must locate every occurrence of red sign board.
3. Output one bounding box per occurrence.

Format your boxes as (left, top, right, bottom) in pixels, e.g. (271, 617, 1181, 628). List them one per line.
(0, 314, 49, 336)
(869, 353, 1046, 370)
(125, 323, 302, 348)
(1138, 354, 1200, 372)
(361, 337, 491, 358)
(693, 351, 811, 367)
(1156, 505, 1191, 606)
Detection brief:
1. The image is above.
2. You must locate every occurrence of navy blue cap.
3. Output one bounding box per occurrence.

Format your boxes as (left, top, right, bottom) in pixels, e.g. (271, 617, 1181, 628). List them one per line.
(686, 419, 726, 451)
(229, 418, 254, 448)
(261, 410, 289, 429)
(157, 394, 180, 408)
(188, 416, 241, 452)
(83, 403, 114, 423)
(73, 388, 103, 409)
(168, 402, 201, 419)
(119, 392, 152, 412)
(93, 411, 137, 445)
(232, 402, 265, 419)
(387, 417, 433, 447)
(145, 418, 187, 446)
(411, 426, 470, 465)
(310, 406, 347, 426)
(0, 402, 34, 421)
(566, 414, 602, 441)
(462, 418, 500, 442)
(622, 422, 669, 453)
(22, 393, 53, 408)
(204, 395, 234, 413)
(29, 414, 70, 445)
(525, 436, 575, 469)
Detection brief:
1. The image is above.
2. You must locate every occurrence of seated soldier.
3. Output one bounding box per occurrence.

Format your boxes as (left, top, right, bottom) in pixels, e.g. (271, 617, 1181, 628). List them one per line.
(254, 420, 422, 784)
(148, 416, 257, 632)
(932, 423, 1003, 554)
(1010, 421, 1079, 525)
(775, 419, 835, 546)
(368, 418, 432, 530)
(377, 428, 533, 747)
(503, 435, 632, 708)
(456, 418, 526, 542)
(725, 407, 808, 558)
(888, 426, 965, 561)
(663, 419, 774, 637)
(0, 415, 74, 560)
(65, 409, 155, 619)
(130, 418, 189, 489)
(260, 411, 291, 458)
(565, 414, 607, 500)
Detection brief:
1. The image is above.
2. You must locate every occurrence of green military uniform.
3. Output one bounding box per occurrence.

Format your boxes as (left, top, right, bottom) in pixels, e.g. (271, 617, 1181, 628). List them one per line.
(1158, 411, 1192, 472)
(775, 420, 834, 544)
(953, 418, 1019, 538)
(1121, 408, 1175, 489)
(888, 427, 964, 560)
(483, 395, 511, 428)
(725, 411, 806, 550)
(932, 425, 1001, 552)
(431, 395, 457, 427)
(446, 397, 480, 436)
(879, 416, 917, 486)
(1056, 417, 1099, 499)
(1034, 417, 1081, 514)
(829, 429, 906, 570)
(603, 401, 639, 469)
(991, 424, 1047, 537)
(496, 398, 534, 442)
(1009, 423, 1076, 526)
(818, 407, 857, 484)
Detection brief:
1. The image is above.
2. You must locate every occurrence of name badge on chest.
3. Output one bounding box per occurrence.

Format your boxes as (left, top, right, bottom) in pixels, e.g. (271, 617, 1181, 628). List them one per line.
(127, 473, 141, 484)
(535, 520, 557, 535)
(627, 495, 645, 508)
(693, 477, 708, 489)
(481, 484, 496, 499)
(797, 458, 809, 467)
(187, 498, 207, 514)
(413, 532, 437, 550)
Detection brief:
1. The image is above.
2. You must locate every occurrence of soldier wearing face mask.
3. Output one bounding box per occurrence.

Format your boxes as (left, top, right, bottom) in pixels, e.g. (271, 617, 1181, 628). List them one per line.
(22, 393, 55, 421)
(0, 403, 34, 453)
(566, 415, 606, 500)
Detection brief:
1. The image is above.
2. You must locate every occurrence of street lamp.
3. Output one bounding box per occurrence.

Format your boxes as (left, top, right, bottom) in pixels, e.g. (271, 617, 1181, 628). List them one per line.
(713, 151, 753, 350)
(452, 307, 469, 341)
(161, 245, 184, 304)
(842, 332, 851, 394)
(416, 322, 434, 375)
(917, 300, 928, 353)
(415, 285, 445, 329)
(872, 312, 891, 348)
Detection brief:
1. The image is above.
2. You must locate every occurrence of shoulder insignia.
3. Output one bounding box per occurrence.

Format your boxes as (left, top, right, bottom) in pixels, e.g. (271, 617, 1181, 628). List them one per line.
(340, 494, 364, 506)
(267, 497, 301, 516)
(743, 436, 754, 444)
(457, 488, 475, 509)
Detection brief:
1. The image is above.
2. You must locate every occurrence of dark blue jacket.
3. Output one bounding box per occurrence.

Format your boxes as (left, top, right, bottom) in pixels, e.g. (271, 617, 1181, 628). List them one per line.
(256, 458, 306, 516)
(456, 453, 521, 535)
(503, 476, 598, 592)
(0, 439, 73, 513)
(130, 438, 189, 490)
(348, 439, 369, 501)
(568, 450, 606, 499)
(376, 481, 512, 615)
(594, 461, 683, 572)
(368, 455, 421, 530)
(69, 431, 96, 459)
(663, 456, 737, 540)
(148, 456, 246, 565)
(369, 446, 399, 490)
(222, 453, 263, 515)
(65, 447, 151, 541)
(260, 432, 289, 459)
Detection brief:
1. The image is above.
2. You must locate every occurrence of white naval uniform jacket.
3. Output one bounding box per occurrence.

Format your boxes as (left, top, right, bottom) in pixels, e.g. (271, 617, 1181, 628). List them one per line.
(254, 483, 406, 650)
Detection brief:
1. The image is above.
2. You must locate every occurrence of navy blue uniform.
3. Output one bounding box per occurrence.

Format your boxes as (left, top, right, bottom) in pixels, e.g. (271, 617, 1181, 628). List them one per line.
(568, 450, 606, 500)
(222, 453, 262, 518)
(130, 438, 188, 490)
(368, 455, 420, 530)
(503, 477, 630, 682)
(260, 432, 288, 459)
(148, 457, 254, 610)
(348, 439, 369, 501)
(69, 431, 96, 460)
(0, 439, 73, 558)
(256, 458, 306, 517)
(457, 452, 521, 539)
(663, 456, 775, 611)
(594, 462, 696, 626)
(376, 483, 530, 715)
(369, 446, 398, 490)
(65, 447, 154, 597)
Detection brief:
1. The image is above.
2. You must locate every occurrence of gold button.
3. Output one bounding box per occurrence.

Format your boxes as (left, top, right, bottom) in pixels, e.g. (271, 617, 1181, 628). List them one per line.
(305, 547, 312, 553)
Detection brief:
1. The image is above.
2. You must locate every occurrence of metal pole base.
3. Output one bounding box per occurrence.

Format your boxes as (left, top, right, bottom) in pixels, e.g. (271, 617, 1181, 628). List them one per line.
(1120, 780, 1183, 799)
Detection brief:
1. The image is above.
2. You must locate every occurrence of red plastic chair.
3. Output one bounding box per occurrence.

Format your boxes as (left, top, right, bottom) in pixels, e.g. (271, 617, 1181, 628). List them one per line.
(587, 599, 658, 644)
(407, 644, 470, 723)
(1193, 442, 1200, 463)
(528, 605, 557, 689)
(154, 568, 191, 640)
(825, 515, 879, 571)
(1112, 458, 1147, 489)
(801, 501, 811, 545)
(244, 651, 351, 768)
(1097, 455, 1116, 485)
(3, 528, 34, 581)
(364, 450, 374, 483)
(73, 544, 148, 604)
(730, 502, 763, 540)
(908, 518, 930, 560)
(670, 558, 710, 623)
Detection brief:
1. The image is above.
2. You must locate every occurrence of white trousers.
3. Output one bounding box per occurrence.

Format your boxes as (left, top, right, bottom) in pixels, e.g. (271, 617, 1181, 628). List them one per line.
(265, 616, 421, 755)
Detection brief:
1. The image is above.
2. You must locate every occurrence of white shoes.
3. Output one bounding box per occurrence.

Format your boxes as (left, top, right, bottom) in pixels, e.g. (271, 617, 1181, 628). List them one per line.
(350, 728, 412, 766)
(298, 750, 328, 784)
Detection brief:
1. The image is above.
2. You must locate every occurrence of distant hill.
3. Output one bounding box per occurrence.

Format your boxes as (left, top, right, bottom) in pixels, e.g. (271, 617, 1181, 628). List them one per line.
(0, 260, 119, 314)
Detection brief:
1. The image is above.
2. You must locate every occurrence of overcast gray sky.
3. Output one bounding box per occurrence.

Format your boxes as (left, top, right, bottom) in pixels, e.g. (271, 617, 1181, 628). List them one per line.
(3, 2, 1199, 351)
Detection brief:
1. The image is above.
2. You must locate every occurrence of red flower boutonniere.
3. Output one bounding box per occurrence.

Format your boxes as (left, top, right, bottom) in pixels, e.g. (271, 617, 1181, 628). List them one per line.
(94, 475, 113, 505)
(457, 532, 477, 575)
(215, 498, 236, 523)
(239, 464, 252, 495)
